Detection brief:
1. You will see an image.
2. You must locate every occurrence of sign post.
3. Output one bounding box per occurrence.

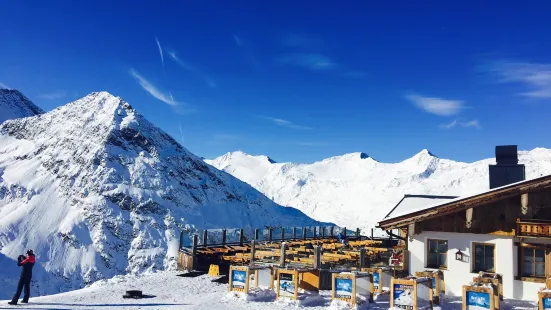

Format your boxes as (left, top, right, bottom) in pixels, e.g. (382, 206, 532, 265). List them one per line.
(332, 272, 373, 306)
(391, 277, 433, 310)
(277, 270, 298, 300)
(229, 266, 250, 293)
(462, 285, 498, 310)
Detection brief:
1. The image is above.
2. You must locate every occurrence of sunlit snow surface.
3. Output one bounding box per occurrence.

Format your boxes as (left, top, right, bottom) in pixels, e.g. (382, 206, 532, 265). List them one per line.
(0, 271, 538, 309)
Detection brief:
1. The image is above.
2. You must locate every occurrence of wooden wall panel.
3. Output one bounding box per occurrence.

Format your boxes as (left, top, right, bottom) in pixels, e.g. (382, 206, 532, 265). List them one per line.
(417, 188, 551, 235)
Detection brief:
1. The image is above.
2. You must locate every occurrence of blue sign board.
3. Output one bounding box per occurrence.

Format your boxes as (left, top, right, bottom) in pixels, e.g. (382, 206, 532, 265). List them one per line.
(335, 278, 353, 299)
(373, 272, 380, 289)
(466, 291, 491, 309)
(393, 284, 414, 309)
(231, 270, 247, 290)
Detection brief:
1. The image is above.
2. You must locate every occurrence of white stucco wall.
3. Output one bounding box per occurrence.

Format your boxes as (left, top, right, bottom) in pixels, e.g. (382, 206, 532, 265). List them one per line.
(409, 231, 547, 301)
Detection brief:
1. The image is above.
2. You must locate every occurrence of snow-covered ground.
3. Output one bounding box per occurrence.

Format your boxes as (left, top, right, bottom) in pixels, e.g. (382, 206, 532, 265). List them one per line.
(0, 271, 539, 309)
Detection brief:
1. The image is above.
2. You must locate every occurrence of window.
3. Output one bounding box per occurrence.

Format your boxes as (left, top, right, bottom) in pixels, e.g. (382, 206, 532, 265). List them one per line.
(427, 239, 448, 269)
(473, 243, 495, 272)
(521, 247, 546, 278)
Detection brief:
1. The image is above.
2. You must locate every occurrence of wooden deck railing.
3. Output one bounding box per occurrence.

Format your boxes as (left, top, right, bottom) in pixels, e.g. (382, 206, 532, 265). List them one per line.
(516, 218, 551, 237)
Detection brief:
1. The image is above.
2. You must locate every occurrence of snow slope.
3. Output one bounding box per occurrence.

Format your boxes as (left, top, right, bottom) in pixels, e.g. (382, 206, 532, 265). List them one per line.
(0, 89, 44, 123)
(206, 148, 551, 234)
(0, 271, 537, 309)
(0, 91, 317, 299)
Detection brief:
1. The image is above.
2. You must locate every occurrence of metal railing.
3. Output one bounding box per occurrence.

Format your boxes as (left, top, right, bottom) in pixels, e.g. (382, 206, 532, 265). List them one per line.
(179, 225, 361, 250)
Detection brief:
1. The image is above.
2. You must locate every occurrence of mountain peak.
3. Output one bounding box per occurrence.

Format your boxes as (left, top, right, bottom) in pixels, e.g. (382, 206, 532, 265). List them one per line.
(0, 89, 44, 124)
(221, 151, 277, 164)
(422, 148, 435, 155)
(67, 91, 130, 113)
(414, 149, 437, 158)
(319, 152, 377, 164)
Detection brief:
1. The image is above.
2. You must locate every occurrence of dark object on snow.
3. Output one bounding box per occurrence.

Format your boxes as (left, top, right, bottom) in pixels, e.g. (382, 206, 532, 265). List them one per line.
(10, 250, 36, 305)
(177, 271, 207, 277)
(123, 290, 143, 299)
(211, 274, 229, 284)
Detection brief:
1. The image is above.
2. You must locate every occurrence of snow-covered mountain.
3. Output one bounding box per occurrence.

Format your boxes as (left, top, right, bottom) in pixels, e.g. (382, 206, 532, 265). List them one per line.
(206, 148, 551, 234)
(0, 89, 44, 123)
(0, 91, 316, 298)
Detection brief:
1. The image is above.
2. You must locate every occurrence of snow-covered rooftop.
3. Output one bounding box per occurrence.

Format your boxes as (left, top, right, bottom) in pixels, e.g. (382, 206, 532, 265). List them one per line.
(384, 194, 458, 220)
(379, 174, 551, 228)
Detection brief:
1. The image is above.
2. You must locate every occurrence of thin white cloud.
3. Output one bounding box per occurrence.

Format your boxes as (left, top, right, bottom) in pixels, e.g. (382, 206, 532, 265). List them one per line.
(0, 82, 10, 89)
(405, 94, 464, 116)
(178, 121, 185, 146)
(439, 120, 458, 129)
(155, 37, 164, 67)
(277, 53, 338, 71)
(233, 34, 243, 47)
(232, 34, 260, 69)
(37, 91, 67, 100)
(488, 61, 551, 98)
(259, 116, 312, 130)
(439, 119, 481, 129)
(463, 119, 481, 129)
(129, 69, 177, 106)
(167, 51, 216, 88)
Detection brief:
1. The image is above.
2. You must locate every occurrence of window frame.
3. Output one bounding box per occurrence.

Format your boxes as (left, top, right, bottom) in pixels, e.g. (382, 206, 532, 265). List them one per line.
(472, 242, 496, 273)
(426, 238, 448, 269)
(520, 247, 546, 278)
(516, 243, 551, 282)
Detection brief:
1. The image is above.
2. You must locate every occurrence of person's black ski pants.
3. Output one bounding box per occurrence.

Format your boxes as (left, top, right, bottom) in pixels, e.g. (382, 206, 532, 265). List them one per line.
(11, 276, 31, 303)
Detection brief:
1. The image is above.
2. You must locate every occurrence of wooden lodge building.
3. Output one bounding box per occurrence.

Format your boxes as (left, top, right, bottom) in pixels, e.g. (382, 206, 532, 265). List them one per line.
(377, 146, 551, 300)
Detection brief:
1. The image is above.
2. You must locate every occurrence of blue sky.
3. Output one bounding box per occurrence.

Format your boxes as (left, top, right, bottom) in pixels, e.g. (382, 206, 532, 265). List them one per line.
(1, 1, 550, 163)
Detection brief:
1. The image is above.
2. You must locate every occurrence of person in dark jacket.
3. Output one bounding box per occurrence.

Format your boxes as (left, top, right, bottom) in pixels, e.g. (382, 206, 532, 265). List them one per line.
(8, 249, 35, 305)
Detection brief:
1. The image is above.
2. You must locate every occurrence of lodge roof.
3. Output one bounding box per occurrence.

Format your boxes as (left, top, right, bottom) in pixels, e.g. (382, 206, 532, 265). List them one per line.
(383, 194, 459, 220)
(377, 174, 551, 230)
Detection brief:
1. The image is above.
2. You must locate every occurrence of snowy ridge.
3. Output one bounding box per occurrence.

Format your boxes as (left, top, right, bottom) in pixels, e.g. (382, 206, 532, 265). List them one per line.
(206, 148, 551, 234)
(0, 91, 317, 298)
(0, 89, 44, 123)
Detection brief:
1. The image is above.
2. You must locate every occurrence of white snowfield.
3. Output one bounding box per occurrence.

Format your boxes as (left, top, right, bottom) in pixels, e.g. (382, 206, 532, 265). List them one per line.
(0, 271, 537, 309)
(0, 91, 317, 299)
(206, 148, 551, 234)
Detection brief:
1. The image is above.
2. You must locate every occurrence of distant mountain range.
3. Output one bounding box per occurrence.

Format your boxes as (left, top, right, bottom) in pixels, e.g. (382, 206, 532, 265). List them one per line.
(0, 91, 316, 298)
(206, 148, 551, 234)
